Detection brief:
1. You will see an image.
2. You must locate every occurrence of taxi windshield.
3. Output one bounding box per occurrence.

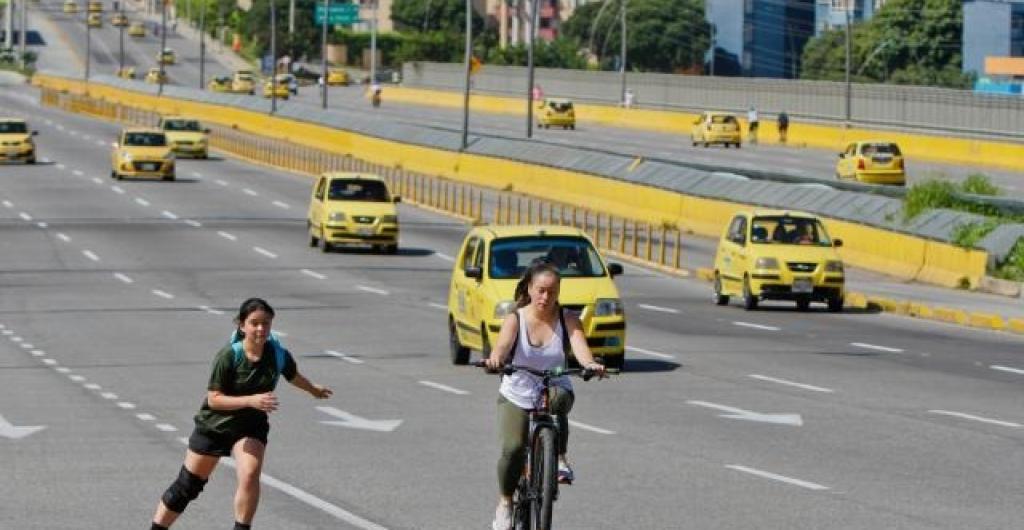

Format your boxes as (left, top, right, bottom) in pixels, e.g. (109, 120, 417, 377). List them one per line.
(488, 236, 606, 279)
(163, 120, 200, 131)
(711, 115, 737, 124)
(123, 132, 167, 146)
(328, 179, 389, 202)
(861, 143, 901, 156)
(548, 101, 573, 112)
(0, 122, 27, 133)
(750, 216, 832, 246)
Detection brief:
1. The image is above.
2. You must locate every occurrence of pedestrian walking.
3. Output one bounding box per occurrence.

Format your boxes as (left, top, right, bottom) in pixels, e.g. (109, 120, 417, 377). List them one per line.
(623, 88, 634, 109)
(149, 298, 333, 530)
(747, 106, 759, 145)
(777, 111, 789, 144)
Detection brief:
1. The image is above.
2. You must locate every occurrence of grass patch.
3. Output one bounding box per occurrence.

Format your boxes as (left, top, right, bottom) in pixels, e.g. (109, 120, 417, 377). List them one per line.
(961, 173, 1002, 196)
(952, 220, 1000, 248)
(993, 240, 1024, 282)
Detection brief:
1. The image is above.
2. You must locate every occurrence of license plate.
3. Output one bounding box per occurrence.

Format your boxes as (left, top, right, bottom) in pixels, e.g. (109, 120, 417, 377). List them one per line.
(357, 227, 374, 237)
(793, 279, 813, 293)
(5, 149, 19, 156)
(142, 163, 157, 171)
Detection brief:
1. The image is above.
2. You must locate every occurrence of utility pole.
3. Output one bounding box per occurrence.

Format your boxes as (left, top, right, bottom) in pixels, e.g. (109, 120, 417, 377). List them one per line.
(369, 0, 378, 85)
(289, 0, 295, 34)
(619, 0, 626, 104)
(460, 0, 471, 149)
(85, 0, 92, 80)
(525, 0, 538, 138)
(270, 0, 277, 113)
(320, 0, 329, 108)
(19, 0, 28, 69)
(844, 4, 851, 127)
(2, 0, 12, 51)
(199, 0, 206, 89)
(709, 24, 715, 76)
(118, 1, 125, 72)
(158, 0, 167, 94)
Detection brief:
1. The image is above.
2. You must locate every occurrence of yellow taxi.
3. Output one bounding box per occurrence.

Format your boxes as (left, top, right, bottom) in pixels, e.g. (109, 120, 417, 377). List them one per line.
(128, 21, 146, 37)
(87, 12, 102, 27)
(144, 67, 166, 84)
(536, 98, 575, 130)
(835, 140, 906, 185)
(326, 68, 349, 86)
(87, 0, 102, 12)
(230, 70, 255, 94)
(110, 128, 175, 181)
(447, 225, 626, 368)
(115, 66, 136, 79)
(307, 173, 400, 253)
(63, 0, 78, 14)
(0, 118, 38, 164)
(157, 48, 176, 65)
(262, 78, 289, 99)
(157, 116, 209, 159)
(207, 75, 231, 92)
(691, 111, 742, 148)
(111, 12, 128, 26)
(713, 210, 845, 312)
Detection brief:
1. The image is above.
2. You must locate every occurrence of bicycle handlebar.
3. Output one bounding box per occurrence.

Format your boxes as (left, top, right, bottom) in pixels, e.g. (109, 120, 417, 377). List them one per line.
(472, 361, 619, 380)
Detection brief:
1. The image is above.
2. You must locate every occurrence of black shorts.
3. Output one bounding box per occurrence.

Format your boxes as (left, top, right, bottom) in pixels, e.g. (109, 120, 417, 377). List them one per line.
(188, 428, 268, 457)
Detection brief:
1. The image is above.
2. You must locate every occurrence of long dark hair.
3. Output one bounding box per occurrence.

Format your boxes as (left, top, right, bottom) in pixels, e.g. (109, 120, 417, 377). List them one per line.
(234, 297, 275, 339)
(514, 261, 561, 309)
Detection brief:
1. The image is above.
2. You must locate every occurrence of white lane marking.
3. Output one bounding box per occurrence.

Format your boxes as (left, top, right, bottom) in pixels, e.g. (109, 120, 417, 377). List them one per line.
(301, 269, 327, 280)
(161, 210, 179, 220)
(427, 302, 449, 311)
(56, 163, 65, 170)
(100, 392, 118, 400)
(1, 330, 12, 335)
(216, 179, 228, 186)
(10, 336, 22, 342)
(69, 375, 86, 382)
(117, 402, 137, 410)
(990, 365, 1024, 376)
(82, 250, 100, 262)
(42, 359, 57, 365)
(733, 321, 781, 331)
(243, 188, 259, 196)
(84, 383, 101, 390)
(184, 219, 202, 227)
(69, 130, 78, 136)
(749, 374, 834, 393)
(71, 169, 82, 176)
(199, 305, 225, 315)
(95, 140, 106, 147)
(356, 285, 390, 296)
(55, 125, 64, 131)
(1, 200, 12, 208)
(55, 367, 71, 374)
(136, 413, 156, 421)
(726, 465, 830, 491)
(92, 177, 103, 184)
(324, 350, 365, 365)
(637, 303, 679, 314)
(56, 233, 71, 242)
(272, 200, 290, 209)
(82, 134, 91, 140)
(21, 343, 34, 349)
(134, 197, 151, 207)
(111, 186, 125, 194)
(434, 252, 455, 262)
(36, 222, 48, 228)
(928, 410, 1022, 428)
(30, 350, 45, 357)
(151, 290, 175, 299)
(155, 424, 178, 432)
(418, 381, 470, 395)
(253, 247, 278, 259)
(569, 420, 617, 435)
(113, 273, 134, 284)
(217, 231, 238, 241)
(626, 346, 675, 360)
(191, 172, 202, 178)
(850, 342, 904, 353)
(19, 212, 32, 221)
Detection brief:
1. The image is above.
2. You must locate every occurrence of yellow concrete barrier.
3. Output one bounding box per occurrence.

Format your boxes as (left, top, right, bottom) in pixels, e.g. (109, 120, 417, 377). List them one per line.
(932, 307, 969, 325)
(845, 292, 868, 310)
(386, 85, 1024, 172)
(1008, 318, 1024, 334)
(695, 267, 715, 282)
(968, 312, 1006, 331)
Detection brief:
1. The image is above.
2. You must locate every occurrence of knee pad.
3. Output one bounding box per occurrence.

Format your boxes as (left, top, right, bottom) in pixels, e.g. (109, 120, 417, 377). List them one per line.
(161, 465, 208, 514)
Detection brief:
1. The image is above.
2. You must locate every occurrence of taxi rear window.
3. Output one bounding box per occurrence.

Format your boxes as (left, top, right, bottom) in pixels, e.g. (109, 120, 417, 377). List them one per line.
(328, 179, 389, 202)
(163, 120, 200, 131)
(711, 115, 737, 124)
(123, 132, 167, 146)
(488, 236, 606, 279)
(860, 143, 901, 156)
(548, 101, 573, 112)
(0, 122, 27, 133)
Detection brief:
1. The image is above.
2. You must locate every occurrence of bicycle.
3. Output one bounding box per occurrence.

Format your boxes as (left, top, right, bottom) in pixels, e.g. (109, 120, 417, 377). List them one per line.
(477, 362, 613, 530)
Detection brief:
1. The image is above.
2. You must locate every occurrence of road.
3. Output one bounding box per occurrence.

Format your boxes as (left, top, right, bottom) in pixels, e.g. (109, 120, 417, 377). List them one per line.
(3, 86, 1024, 529)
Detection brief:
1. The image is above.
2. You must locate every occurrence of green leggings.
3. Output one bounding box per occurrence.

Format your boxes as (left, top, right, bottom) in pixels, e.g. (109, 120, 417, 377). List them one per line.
(496, 389, 574, 496)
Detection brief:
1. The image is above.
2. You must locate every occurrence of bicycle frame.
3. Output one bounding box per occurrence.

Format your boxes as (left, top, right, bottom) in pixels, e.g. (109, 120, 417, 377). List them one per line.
(513, 373, 562, 530)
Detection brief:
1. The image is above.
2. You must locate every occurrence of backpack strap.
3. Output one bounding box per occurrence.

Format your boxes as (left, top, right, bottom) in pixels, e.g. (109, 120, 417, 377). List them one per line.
(229, 331, 285, 388)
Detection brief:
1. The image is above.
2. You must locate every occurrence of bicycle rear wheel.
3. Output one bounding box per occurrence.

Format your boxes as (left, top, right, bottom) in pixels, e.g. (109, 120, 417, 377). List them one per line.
(530, 427, 558, 530)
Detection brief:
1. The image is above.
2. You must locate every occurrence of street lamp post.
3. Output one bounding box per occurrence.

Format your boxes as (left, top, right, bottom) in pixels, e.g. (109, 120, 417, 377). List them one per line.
(19, 0, 27, 70)
(270, 0, 277, 113)
(199, 0, 206, 89)
(158, 0, 167, 95)
(843, 5, 851, 127)
(525, 0, 538, 138)
(320, 0, 329, 109)
(369, 0, 378, 87)
(119, 3, 125, 72)
(460, 0, 471, 149)
(85, 0, 92, 80)
(619, 0, 626, 105)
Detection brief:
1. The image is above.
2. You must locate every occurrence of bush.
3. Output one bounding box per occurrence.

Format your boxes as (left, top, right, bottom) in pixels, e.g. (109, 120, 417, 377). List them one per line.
(961, 173, 1001, 196)
(993, 240, 1024, 282)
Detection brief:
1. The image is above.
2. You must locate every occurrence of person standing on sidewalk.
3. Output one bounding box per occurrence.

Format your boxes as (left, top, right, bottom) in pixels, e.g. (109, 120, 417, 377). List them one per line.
(148, 298, 333, 530)
(747, 106, 759, 145)
(777, 111, 789, 144)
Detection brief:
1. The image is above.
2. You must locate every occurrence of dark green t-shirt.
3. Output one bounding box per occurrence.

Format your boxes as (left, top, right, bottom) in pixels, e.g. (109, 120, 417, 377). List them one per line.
(193, 342, 298, 437)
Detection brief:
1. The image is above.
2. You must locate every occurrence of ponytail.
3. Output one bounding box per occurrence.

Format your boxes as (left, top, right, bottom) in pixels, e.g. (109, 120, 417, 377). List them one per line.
(514, 261, 561, 308)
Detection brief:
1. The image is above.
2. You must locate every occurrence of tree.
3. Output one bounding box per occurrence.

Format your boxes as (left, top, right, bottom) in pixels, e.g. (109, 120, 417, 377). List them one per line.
(391, 0, 483, 33)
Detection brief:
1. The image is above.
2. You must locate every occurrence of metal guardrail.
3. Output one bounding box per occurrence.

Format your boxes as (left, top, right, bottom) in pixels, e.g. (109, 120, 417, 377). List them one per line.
(402, 62, 1024, 141)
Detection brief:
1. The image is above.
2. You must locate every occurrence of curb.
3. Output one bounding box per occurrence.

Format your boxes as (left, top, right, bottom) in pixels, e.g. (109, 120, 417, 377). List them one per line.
(693, 267, 1023, 336)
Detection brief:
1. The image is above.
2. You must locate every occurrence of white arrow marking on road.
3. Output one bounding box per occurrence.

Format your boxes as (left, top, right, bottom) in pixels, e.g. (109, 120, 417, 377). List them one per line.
(928, 410, 1022, 428)
(991, 365, 1024, 376)
(0, 414, 46, 440)
(726, 465, 829, 491)
(637, 303, 679, 314)
(687, 400, 803, 426)
(626, 346, 675, 360)
(316, 406, 402, 432)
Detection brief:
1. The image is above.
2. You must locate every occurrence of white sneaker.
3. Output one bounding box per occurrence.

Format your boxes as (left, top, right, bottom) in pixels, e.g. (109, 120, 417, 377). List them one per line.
(491, 503, 511, 530)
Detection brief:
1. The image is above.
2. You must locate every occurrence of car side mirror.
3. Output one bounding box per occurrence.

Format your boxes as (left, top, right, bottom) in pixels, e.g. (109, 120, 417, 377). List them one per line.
(464, 266, 482, 279)
(608, 263, 624, 277)
(833, 238, 843, 248)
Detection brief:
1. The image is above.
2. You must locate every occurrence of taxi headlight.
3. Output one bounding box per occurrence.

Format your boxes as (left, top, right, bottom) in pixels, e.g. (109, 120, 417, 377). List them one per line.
(329, 212, 346, 222)
(494, 300, 517, 319)
(380, 215, 398, 224)
(120, 151, 133, 161)
(594, 298, 623, 317)
(825, 260, 844, 273)
(754, 257, 779, 270)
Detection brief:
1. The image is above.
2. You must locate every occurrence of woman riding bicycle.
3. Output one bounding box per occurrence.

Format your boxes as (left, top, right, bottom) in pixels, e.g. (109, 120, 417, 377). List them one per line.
(484, 261, 606, 530)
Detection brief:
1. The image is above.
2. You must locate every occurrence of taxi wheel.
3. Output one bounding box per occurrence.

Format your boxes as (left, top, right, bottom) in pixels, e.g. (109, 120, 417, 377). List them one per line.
(449, 317, 470, 365)
(742, 277, 758, 311)
(385, 244, 398, 254)
(703, 142, 710, 148)
(714, 274, 730, 306)
(309, 230, 319, 248)
(735, 143, 742, 149)
(796, 298, 811, 312)
(724, 143, 730, 149)
(320, 231, 332, 253)
(827, 295, 844, 313)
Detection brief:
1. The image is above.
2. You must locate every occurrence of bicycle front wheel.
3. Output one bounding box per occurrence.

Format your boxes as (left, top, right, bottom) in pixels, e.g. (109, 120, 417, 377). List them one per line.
(530, 427, 558, 530)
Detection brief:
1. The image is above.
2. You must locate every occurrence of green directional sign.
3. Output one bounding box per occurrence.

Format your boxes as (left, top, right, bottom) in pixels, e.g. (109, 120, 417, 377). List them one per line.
(315, 3, 359, 25)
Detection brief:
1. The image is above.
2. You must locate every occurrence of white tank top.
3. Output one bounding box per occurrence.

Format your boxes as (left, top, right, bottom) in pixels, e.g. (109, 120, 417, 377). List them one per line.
(499, 309, 573, 409)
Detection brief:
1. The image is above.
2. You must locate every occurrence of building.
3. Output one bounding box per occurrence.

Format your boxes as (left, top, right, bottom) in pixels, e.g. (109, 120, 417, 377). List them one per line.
(962, 0, 1024, 76)
(492, 0, 591, 47)
(814, 0, 886, 34)
(706, 0, 815, 78)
